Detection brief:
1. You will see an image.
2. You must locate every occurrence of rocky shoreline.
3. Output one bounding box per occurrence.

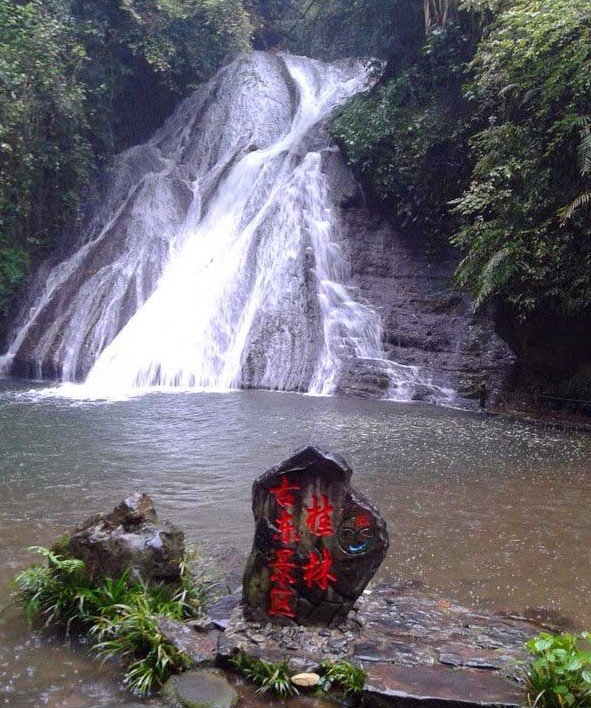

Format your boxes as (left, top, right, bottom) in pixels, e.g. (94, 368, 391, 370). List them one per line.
(21, 490, 555, 708)
(157, 571, 543, 707)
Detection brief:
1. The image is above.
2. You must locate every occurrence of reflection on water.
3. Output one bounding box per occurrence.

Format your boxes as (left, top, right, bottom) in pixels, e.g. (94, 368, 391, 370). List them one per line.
(1, 383, 590, 705)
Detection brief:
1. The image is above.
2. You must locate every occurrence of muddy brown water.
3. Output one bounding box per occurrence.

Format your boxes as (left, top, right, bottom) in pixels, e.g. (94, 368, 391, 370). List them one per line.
(1, 382, 590, 705)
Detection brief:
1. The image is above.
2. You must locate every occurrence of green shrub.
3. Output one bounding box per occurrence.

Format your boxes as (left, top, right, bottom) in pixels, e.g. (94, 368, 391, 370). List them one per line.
(229, 651, 366, 699)
(523, 632, 591, 707)
(319, 659, 366, 695)
(13, 546, 211, 695)
(229, 651, 297, 699)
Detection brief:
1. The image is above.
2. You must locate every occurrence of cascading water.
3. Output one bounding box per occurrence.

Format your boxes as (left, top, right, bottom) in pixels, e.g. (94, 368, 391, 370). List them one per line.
(0, 52, 451, 401)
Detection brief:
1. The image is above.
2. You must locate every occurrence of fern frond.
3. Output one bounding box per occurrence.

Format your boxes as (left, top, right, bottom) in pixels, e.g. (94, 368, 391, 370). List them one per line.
(558, 191, 591, 225)
(577, 133, 591, 176)
(474, 245, 512, 309)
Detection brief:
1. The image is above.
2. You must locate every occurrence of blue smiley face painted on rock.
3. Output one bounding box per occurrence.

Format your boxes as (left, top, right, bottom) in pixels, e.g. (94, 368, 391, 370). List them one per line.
(337, 512, 376, 556)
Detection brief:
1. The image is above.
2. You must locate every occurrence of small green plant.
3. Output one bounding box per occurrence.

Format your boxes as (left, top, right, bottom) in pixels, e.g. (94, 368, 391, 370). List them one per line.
(523, 631, 591, 707)
(14, 546, 87, 629)
(229, 652, 367, 699)
(229, 651, 298, 699)
(89, 590, 193, 695)
(13, 546, 211, 695)
(319, 660, 366, 695)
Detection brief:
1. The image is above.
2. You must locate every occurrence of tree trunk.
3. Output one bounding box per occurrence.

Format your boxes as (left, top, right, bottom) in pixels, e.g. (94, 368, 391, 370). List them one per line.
(424, 0, 457, 32)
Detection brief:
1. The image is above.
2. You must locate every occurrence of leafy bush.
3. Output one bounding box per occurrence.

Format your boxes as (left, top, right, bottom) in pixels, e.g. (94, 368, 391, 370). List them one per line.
(524, 632, 591, 708)
(13, 546, 210, 695)
(451, 0, 591, 319)
(329, 22, 473, 254)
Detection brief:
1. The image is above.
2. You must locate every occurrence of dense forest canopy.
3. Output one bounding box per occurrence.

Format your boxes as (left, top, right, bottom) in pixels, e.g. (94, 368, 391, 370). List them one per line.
(1, 0, 590, 390)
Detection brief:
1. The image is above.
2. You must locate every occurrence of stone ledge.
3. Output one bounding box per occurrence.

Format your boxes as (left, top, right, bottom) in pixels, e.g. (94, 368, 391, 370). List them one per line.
(169, 582, 543, 708)
(362, 663, 524, 707)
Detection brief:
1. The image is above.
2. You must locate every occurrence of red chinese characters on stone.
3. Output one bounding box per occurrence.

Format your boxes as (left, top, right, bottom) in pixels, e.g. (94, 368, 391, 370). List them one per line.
(302, 548, 337, 591)
(274, 508, 301, 544)
(269, 548, 297, 588)
(268, 587, 296, 618)
(268, 476, 301, 618)
(267, 478, 340, 618)
(305, 493, 334, 537)
(269, 476, 301, 509)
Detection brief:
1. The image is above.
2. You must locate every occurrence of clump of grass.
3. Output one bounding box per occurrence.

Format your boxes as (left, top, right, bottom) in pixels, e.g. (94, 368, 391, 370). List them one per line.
(14, 546, 88, 630)
(319, 659, 366, 695)
(89, 589, 193, 695)
(13, 545, 211, 695)
(523, 631, 591, 707)
(229, 651, 366, 699)
(229, 651, 297, 699)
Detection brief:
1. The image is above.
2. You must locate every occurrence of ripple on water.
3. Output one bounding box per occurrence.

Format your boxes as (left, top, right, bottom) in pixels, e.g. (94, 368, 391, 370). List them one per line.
(0, 385, 590, 705)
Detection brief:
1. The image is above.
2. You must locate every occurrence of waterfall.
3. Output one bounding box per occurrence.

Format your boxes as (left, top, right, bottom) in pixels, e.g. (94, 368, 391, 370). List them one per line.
(0, 52, 450, 401)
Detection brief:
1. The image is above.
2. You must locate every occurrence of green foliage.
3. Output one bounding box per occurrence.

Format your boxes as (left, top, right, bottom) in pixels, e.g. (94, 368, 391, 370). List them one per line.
(451, 0, 591, 318)
(62, 0, 255, 153)
(523, 632, 591, 707)
(319, 659, 366, 694)
(89, 587, 193, 695)
(0, 0, 92, 314)
(330, 22, 473, 252)
(229, 652, 366, 699)
(230, 651, 297, 699)
(292, 0, 424, 61)
(14, 545, 87, 628)
(13, 546, 211, 695)
(559, 117, 591, 225)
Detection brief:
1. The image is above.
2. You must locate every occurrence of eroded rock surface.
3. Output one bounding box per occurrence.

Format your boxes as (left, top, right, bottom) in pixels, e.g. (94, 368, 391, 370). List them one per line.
(61, 492, 184, 583)
(322, 148, 516, 403)
(213, 583, 540, 708)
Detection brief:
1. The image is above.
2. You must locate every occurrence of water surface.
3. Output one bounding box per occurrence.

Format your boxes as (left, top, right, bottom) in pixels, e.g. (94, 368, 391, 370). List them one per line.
(1, 384, 590, 705)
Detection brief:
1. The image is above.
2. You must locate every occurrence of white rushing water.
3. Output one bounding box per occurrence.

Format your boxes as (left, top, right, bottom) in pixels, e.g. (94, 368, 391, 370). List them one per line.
(0, 52, 451, 401)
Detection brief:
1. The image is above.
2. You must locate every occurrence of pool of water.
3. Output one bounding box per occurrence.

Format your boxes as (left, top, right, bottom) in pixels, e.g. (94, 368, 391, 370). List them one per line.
(1, 382, 590, 705)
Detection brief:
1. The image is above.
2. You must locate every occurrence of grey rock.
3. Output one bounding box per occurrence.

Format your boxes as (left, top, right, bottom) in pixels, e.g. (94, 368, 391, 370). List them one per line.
(361, 663, 524, 707)
(218, 581, 539, 708)
(207, 591, 242, 631)
(322, 149, 516, 404)
(61, 493, 184, 583)
(156, 616, 219, 667)
(163, 668, 238, 708)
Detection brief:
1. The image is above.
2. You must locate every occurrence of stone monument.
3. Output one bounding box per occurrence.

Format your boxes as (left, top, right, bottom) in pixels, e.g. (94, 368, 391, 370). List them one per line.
(242, 446, 389, 627)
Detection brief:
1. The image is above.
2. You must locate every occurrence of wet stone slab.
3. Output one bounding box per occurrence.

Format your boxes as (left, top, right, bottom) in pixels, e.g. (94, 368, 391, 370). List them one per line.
(210, 582, 541, 708)
(353, 585, 536, 680)
(361, 663, 525, 708)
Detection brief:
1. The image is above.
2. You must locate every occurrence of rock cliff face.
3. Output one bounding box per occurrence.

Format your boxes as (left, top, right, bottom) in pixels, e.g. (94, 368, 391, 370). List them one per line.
(322, 148, 515, 404)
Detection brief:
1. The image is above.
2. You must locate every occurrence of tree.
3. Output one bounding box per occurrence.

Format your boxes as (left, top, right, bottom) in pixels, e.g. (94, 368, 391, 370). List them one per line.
(423, 0, 458, 32)
(451, 0, 591, 318)
(0, 0, 91, 314)
(559, 117, 591, 225)
(328, 8, 475, 251)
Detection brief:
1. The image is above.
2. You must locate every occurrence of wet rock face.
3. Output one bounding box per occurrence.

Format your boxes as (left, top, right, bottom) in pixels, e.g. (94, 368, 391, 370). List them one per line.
(321, 148, 516, 403)
(242, 446, 389, 627)
(61, 493, 184, 583)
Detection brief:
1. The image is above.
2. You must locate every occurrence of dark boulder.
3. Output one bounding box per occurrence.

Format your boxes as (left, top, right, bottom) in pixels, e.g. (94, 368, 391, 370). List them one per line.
(242, 446, 389, 627)
(60, 492, 184, 583)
